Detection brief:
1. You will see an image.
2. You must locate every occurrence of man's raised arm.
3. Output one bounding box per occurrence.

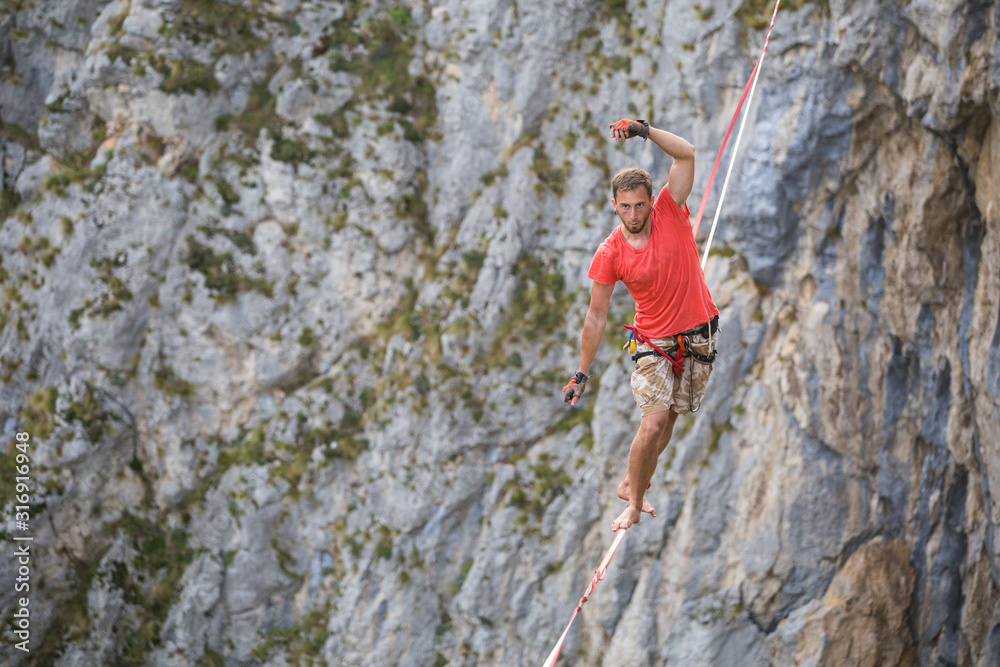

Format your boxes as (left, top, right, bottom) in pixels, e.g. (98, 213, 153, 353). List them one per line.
(647, 126, 695, 206)
(609, 120, 695, 206)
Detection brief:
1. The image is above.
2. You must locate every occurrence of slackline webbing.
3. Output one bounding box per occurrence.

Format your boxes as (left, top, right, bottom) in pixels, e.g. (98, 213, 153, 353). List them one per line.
(695, 0, 782, 269)
(541, 529, 626, 667)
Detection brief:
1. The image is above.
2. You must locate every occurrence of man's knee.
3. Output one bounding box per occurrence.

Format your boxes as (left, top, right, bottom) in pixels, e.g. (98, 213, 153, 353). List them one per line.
(641, 409, 676, 438)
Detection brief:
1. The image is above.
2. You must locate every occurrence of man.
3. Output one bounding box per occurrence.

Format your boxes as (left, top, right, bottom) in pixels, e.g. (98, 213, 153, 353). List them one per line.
(562, 119, 720, 532)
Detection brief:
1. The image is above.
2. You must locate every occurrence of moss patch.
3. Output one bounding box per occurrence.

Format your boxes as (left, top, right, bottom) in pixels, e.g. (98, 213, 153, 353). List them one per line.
(153, 353, 195, 400)
(18, 235, 60, 267)
(377, 277, 421, 341)
(158, 58, 221, 94)
(109, 514, 198, 662)
(490, 254, 569, 362)
(181, 236, 273, 304)
(164, 0, 269, 54)
(89, 253, 134, 317)
(531, 146, 569, 197)
(250, 607, 329, 662)
(62, 384, 116, 443)
(0, 186, 21, 222)
(504, 453, 573, 528)
(322, 7, 438, 138)
(29, 542, 110, 665)
(229, 80, 279, 138)
(735, 0, 827, 30)
(18, 386, 58, 441)
(0, 119, 41, 151)
(43, 149, 106, 196)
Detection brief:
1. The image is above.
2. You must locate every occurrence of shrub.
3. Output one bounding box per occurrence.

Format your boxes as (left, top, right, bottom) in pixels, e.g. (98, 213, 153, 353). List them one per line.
(160, 59, 220, 95)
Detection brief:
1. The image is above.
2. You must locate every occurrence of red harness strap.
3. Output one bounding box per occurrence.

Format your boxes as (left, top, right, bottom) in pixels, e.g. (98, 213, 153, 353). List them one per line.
(624, 324, 686, 375)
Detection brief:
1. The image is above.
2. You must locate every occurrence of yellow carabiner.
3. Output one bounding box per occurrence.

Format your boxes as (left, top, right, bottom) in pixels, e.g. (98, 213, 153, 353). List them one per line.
(623, 330, 636, 354)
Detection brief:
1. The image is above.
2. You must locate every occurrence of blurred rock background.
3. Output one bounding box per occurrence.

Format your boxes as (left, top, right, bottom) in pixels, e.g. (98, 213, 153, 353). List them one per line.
(0, 0, 997, 665)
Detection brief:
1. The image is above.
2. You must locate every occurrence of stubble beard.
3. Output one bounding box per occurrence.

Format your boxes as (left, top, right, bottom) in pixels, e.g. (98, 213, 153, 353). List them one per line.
(621, 211, 651, 236)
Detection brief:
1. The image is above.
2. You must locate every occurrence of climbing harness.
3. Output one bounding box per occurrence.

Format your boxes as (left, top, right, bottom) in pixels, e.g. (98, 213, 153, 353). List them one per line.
(625, 324, 686, 374)
(626, 315, 718, 369)
(625, 316, 719, 413)
(541, 529, 627, 667)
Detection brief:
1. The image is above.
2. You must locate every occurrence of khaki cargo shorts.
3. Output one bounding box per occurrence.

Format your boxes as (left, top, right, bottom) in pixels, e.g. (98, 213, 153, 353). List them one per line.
(630, 322, 719, 416)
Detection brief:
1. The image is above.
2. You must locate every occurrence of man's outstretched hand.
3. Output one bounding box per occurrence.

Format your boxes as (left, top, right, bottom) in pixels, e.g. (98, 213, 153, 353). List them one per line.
(562, 371, 589, 406)
(610, 118, 649, 142)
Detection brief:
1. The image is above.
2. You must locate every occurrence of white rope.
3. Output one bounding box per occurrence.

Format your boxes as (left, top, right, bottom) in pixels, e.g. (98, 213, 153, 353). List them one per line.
(700, 8, 777, 269)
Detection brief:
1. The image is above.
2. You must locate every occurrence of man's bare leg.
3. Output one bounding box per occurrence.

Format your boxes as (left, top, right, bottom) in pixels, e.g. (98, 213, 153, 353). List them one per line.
(616, 409, 678, 516)
(616, 427, 656, 516)
(612, 410, 676, 531)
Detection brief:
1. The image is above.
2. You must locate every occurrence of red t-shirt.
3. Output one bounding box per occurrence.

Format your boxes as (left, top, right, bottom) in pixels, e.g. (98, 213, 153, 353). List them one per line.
(588, 184, 719, 338)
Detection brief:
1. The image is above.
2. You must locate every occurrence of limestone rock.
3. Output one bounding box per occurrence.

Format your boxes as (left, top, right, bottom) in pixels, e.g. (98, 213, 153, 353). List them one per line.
(0, 1, 997, 666)
(770, 539, 916, 666)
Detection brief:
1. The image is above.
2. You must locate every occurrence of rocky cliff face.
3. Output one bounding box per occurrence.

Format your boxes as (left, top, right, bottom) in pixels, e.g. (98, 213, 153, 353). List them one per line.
(0, 0, 998, 665)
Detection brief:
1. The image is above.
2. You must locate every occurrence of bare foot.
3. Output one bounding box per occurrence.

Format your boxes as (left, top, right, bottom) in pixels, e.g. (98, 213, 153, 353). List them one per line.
(616, 479, 656, 517)
(611, 505, 642, 532)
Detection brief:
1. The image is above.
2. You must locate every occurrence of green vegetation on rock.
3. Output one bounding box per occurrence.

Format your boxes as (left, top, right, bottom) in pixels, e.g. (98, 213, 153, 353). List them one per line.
(735, 0, 828, 30)
(504, 453, 573, 527)
(159, 58, 221, 95)
(110, 514, 198, 663)
(181, 236, 273, 304)
(250, 608, 329, 662)
(323, 7, 438, 140)
(164, 0, 269, 54)
(43, 149, 106, 197)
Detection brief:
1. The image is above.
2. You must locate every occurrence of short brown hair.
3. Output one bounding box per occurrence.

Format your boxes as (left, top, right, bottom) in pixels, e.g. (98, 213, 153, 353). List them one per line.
(611, 167, 653, 200)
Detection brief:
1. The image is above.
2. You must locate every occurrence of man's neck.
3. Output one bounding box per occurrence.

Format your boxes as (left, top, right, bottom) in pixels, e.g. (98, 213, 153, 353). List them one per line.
(619, 222, 651, 249)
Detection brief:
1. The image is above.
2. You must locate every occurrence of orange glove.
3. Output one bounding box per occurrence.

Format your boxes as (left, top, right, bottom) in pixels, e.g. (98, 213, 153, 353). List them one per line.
(562, 371, 589, 405)
(609, 118, 649, 141)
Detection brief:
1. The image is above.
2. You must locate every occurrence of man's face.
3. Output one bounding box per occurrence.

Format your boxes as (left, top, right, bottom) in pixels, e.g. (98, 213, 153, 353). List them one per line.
(613, 187, 653, 235)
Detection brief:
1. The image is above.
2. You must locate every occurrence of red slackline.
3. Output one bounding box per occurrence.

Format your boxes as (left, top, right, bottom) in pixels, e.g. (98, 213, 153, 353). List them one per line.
(693, 0, 782, 257)
(541, 529, 627, 667)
